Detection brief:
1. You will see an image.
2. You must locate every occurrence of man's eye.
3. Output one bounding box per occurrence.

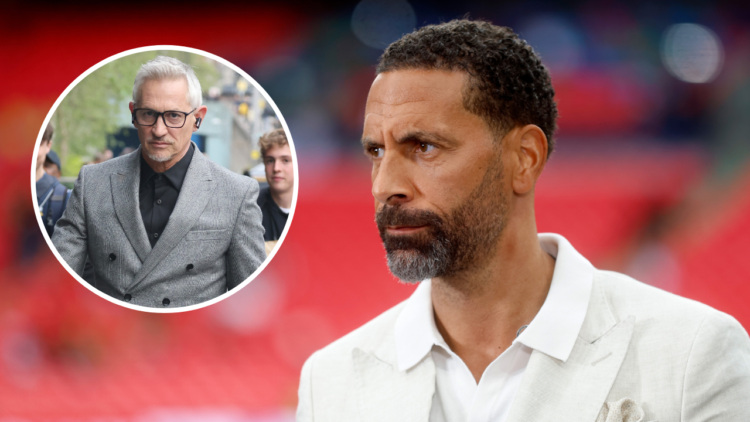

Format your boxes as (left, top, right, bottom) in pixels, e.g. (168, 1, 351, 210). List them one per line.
(367, 147, 384, 158)
(167, 112, 180, 119)
(143, 110, 155, 117)
(418, 142, 435, 153)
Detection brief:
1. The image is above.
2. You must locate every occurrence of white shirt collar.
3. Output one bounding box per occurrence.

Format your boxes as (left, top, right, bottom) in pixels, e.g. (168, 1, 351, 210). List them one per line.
(394, 233, 594, 371)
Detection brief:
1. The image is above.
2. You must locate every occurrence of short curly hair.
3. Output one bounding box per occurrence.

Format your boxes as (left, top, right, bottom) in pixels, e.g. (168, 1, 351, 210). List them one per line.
(259, 128, 288, 158)
(377, 19, 558, 157)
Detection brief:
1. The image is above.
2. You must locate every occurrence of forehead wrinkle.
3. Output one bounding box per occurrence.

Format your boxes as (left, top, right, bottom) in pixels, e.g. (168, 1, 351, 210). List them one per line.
(365, 110, 439, 121)
(363, 109, 461, 145)
(367, 97, 438, 106)
(365, 98, 441, 118)
(367, 93, 466, 118)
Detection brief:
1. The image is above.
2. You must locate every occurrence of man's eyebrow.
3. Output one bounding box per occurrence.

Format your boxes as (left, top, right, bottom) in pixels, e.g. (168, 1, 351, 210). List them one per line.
(361, 131, 458, 148)
(398, 130, 457, 146)
(361, 137, 381, 148)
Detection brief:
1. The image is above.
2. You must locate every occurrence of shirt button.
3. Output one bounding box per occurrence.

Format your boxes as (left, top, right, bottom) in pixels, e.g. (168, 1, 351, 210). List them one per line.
(124, 294, 132, 302)
(186, 264, 194, 271)
(156, 199, 162, 205)
(162, 298, 170, 306)
(157, 175, 162, 181)
(109, 253, 116, 261)
(154, 233, 159, 238)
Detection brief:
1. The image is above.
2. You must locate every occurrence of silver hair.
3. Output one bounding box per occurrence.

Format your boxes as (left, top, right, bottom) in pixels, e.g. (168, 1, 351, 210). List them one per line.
(132, 56, 202, 109)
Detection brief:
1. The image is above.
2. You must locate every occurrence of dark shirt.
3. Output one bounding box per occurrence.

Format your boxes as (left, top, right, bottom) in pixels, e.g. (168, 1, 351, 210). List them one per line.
(36, 172, 57, 204)
(139, 144, 194, 247)
(256, 186, 289, 241)
(39, 172, 93, 280)
(37, 171, 71, 238)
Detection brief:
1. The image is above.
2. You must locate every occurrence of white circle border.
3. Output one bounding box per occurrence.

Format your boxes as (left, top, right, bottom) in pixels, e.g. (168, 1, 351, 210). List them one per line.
(30, 45, 299, 314)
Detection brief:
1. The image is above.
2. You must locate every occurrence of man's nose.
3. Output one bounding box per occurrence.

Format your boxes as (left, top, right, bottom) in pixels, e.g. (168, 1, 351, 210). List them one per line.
(273, 159, 283, 173)
(152, 115, 169, 137)
(372, 151, 413, 206)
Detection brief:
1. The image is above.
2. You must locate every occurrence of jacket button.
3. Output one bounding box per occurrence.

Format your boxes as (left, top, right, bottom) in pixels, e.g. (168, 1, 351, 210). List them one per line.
(162, 298, 170, 306)
(124, 294, 132, 301)
(109, 253, 116, 261)
(186, 264, 194, 271)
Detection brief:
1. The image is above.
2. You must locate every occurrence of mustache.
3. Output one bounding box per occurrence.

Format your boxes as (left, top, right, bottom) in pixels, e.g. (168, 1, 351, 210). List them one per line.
(375, 205, 444, 231)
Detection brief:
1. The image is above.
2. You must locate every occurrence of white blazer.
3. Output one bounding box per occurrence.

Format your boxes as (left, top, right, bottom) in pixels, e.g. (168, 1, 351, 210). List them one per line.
(297, 237, 750, 421)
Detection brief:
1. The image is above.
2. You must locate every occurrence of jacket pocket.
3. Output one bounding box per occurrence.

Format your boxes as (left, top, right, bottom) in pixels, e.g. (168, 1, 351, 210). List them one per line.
(186, 229, 228, 241)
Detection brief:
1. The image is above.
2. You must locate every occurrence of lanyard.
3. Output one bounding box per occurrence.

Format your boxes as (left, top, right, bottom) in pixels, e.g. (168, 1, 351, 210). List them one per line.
(38, 185, 55, 216)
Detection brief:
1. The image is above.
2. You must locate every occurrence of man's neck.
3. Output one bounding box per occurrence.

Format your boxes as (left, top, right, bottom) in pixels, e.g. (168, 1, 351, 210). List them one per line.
(35, 165, 46, 182)
(270, 188, 293, 209)
(431, 220, 555, 383)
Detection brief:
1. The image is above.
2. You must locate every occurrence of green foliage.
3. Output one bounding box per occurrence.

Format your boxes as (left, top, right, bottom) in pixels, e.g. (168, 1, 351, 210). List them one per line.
(62, 154, 85, 179)
(53, 51, 221, 176)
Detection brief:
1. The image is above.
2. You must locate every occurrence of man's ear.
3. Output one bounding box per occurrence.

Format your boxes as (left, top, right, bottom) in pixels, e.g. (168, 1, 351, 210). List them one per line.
(129, 102, 135, 124)
(193, 105, 208, 132)
(511, 124, 548, 195)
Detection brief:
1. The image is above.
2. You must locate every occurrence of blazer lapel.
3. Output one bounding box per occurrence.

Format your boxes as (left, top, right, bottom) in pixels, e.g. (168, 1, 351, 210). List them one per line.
(506, 279, 635, 422)
(129, 148, 215, 289)
(111, 151, 151, 263)
(353, 341, 435, 422)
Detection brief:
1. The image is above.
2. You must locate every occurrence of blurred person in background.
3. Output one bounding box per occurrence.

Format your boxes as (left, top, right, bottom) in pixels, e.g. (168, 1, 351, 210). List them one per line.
(297, 19, 750, 422)
(91, 149, 114, 164)
(51, 55, 266, 308)
(119, 147, 135, 157)
(44, 149, 63, 179)
(36, 123, 71, 237)
(256, 128, 293, 254)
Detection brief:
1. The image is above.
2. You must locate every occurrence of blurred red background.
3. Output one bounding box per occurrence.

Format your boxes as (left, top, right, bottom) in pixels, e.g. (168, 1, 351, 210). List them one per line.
(2, 2, 749, 421)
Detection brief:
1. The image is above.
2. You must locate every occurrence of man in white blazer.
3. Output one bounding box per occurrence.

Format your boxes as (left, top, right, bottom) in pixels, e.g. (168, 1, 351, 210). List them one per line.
(297, 20, 750, 421)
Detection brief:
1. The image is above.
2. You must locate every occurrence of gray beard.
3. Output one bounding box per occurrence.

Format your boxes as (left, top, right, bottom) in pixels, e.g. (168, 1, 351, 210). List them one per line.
(147, 151, 173, 162)
(385, 240, 451, 283)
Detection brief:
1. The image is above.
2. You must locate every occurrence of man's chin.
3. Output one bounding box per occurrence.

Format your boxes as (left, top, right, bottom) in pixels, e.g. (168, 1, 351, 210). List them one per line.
(385, 248, 445, 283)
(146, 151, 174, 163)
(269, 180, 290, 191)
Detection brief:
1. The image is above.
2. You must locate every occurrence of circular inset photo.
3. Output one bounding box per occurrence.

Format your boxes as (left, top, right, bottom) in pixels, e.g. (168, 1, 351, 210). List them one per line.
(31, 46, 297, 313)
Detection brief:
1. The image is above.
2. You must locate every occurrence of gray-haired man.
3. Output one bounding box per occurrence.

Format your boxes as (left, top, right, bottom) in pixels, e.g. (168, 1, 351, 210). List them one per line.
(52, 56, 266, 308)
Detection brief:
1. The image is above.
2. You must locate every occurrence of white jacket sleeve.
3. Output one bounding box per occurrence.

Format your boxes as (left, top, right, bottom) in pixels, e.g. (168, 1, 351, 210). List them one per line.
(297, 352, 315, 422)
(682, 311, 750, 421)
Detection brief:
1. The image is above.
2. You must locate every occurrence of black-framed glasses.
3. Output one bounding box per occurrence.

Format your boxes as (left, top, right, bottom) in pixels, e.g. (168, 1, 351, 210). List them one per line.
(132, 108, 197, 128)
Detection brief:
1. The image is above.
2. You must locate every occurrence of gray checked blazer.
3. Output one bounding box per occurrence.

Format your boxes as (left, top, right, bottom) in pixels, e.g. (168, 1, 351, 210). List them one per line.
(51, 145, 266, 308)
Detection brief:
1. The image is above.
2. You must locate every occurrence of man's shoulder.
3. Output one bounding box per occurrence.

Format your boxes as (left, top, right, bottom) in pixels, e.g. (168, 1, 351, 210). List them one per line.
(597, 269, 750, 417)
(69, 154, 136, 191)
(199, 154, 256, 193)
(36, 172, 58, 194)
(86, 153, 134, 173)
(311, 300, 407, 363)
(595, 269, 741, 337)
(256, 186, 273, 207)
